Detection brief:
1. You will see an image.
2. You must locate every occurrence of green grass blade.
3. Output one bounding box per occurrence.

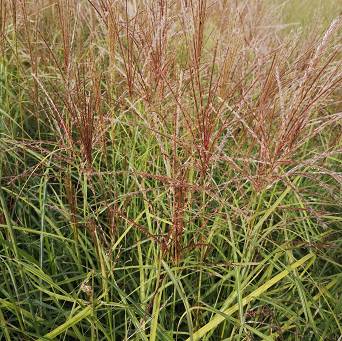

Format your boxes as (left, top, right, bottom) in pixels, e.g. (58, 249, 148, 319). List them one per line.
(187, 253, 314, 340)
(36, 305, 94, 341)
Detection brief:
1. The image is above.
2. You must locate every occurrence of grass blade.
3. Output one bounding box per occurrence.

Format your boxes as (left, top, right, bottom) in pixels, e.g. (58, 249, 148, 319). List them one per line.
(187, 253, 315, 340)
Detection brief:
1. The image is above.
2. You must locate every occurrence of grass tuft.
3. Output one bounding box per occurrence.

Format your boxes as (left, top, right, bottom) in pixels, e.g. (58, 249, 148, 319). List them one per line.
(0, 0, 341, 339)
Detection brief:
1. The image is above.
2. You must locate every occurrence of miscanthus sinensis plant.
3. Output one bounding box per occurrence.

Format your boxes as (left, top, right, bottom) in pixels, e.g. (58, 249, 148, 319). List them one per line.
(0, 0, 341, 339)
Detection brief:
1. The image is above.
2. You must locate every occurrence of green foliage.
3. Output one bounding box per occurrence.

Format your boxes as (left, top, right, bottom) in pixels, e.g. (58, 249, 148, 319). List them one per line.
(0, 1, 341, 340)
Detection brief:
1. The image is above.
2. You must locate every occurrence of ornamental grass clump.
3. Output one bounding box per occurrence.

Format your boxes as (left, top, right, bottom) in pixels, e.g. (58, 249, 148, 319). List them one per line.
(0, 0, 341, 339)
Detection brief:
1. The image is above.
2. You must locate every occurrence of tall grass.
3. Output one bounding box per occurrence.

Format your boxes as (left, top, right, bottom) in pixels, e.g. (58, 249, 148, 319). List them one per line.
(0, 0, 341, 339)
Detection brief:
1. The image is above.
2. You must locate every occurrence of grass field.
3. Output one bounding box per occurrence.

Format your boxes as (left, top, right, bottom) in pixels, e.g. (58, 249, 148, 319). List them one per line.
(0, 0, 341, 340)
